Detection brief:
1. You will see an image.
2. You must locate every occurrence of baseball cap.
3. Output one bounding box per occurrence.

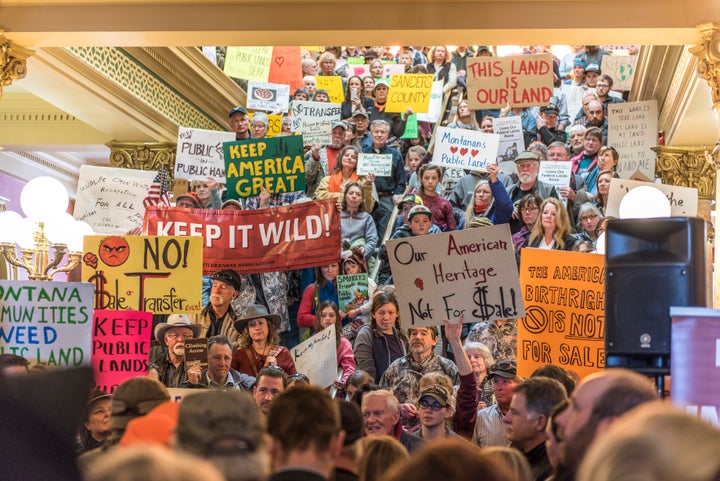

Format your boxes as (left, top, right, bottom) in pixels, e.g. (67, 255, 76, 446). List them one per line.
(177, 391, 263, 456)
(400, 194, 423, 207)
(110, 377, 170, 430)
(541, 104, 559, 116)
(586, 63, 601, 74)
(487, 360, 517, 380)
(573, 59, 587, 69)
(229, 106, 248, 118)
(175, 191, 200, 208)
(332, 121, 348, 131)
(211, 269, 242, 291)
(352, 111, 369, 119)
(373, 79, 390, 90)
(408, 205, 432, 221)
(514, 151, 540, 164)
(419, 385, 450, 407)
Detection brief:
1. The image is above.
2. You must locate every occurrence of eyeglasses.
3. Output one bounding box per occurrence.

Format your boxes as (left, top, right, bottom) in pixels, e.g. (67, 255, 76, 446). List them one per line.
(418, 399, 444, 411)
(581, 214, 600, 221)
(521, 206, 539, 213)
(166, 333, 194, 340)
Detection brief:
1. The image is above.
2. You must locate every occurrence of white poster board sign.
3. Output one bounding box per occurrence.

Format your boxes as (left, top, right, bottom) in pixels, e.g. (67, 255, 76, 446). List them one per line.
(386, 224, 524, 328)
(0, 280, 93, 367)
(538, 161, 573, 205)
(290, 100, 342, 132)
(176, 127, 235, 182)
(492, 116, 525, 163)
(561, 84, 586, 125)
(417, 80, 444, 123)
(290, 324, 338, 388)
(75, 165, 156, 235)
(299, 120, 332, 146)
(433, 127, 500, 173)
(608, 100, 658, 180)
(357, 153, 393, 176)
(247, 81, 291, 113)
(601, 55, 638, 92)
(605, 178, 698, 218)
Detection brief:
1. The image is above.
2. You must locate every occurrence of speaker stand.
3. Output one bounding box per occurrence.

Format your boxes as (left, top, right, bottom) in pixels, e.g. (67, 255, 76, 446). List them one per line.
(606, 354, 669, 398)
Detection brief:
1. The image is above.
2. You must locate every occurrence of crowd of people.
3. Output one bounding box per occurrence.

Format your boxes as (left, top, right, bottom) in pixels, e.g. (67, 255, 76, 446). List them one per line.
(2, 44, 717, 481)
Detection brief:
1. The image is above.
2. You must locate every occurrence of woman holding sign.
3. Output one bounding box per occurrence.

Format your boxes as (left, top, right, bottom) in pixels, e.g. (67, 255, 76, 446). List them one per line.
(526, 197, 577, 251)
(315, 146, 376, 213)
(340, 181, 379, 261)
(311, 300, 356, 395)
(464, 163, 513, 226)
(354, 292, 409, 383)
(342, 76, 374, 120)
(231, 305, 297, 377)
(426, 46, 457, 95)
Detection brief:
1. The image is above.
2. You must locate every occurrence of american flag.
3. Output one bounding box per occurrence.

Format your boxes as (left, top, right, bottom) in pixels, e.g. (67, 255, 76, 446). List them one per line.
(143, 167, 171, 208)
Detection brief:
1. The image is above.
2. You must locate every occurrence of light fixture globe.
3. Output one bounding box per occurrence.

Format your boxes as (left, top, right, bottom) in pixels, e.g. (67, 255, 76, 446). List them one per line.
(618, 185, 671, 219)
(20, 176, 69, 222)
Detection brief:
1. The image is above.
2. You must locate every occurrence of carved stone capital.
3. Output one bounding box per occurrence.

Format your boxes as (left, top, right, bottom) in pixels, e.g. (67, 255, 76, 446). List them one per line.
(106, 140, 177, 181)
(0, 31, 34, 99)
(690, 23, 720, 109)
(652, 146, 716, 200)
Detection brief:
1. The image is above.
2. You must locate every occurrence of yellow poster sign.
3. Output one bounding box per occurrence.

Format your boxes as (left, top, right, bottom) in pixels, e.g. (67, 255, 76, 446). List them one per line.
(223, 46, 272, 82)
(314, 75, 344, 103)
(518, 249, 606, 380)
(385, 74, 434, 113)
(81, 235, 203, 314)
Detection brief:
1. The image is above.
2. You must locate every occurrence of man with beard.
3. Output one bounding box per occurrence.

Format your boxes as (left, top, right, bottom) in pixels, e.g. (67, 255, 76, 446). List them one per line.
(552, 369, 657, 481)
(379, 326, 458, 429)
(192, 270, 244, 349)
(508, 151, 559, 234)
(148, 314, 203, 388)
(183, 335, 256, 391)
(253, 365, 288, 421)
(472, 360, 519, 447)
(575, 100, 608, 144)
(305, 122, 348, 197)
(569, 127, 603, 197)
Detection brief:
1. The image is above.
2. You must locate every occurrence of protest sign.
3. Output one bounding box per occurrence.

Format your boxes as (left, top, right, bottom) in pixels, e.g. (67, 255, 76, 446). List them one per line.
(314, 75, 344, 103)
(601, 55, 638, 91)
(467, 54, 554, 109)
(175, 127, 235, 182)
(401, 113, 419, 139)
(224, 135, 306, 197)
(75, 165, 156, 235)
(290, 100, 341, 132)
(81, 235, 203, 313)
(433, 127, 500, 173)
(291, 324, 338, 387)
(670, 307, 720, 427)
(538, 161, 573, 205)
(386, 225, 524, 328)
(348, 57, 365, 65)
(492, 116, 524, 163)
(605, 178, 697, 218)
(91, 309, 152, 393)
(417, 80, 444, 123)
(357, 153, 393, 176)
(143, 199, 341, 275)
(268, 46, 303, 92)
(385, 74, 433, 113)
(0, 280, 93, 367)
(247, 81, 290, 113)
(561, 84, 586, 125)
(184, 338, 208, 372)
(223, 46, 272, 82)
(608, 100, 658, 180)
(337, 274, 369, 313)
(250, 112, 283, 138)
(518, 249, 605, 379)
(383, 64, 405, 77)
(349, 64, 369, 77)
(299, 120, 332, 146)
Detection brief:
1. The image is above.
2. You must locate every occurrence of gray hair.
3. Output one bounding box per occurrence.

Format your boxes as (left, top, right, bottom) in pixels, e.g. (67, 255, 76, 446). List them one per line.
(370, 119, 391, 133)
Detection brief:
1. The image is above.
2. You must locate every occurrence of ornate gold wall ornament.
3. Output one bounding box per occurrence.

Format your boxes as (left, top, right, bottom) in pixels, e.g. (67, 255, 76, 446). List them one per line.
(690, 23, 720, 108)
(652, 146, 716, 200)
(106, 140, 177, 182)
(0, 31, 34, 99)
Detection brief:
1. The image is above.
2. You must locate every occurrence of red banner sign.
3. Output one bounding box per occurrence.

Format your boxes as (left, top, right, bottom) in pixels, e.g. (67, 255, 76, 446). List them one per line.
(143, 199, 341, 274)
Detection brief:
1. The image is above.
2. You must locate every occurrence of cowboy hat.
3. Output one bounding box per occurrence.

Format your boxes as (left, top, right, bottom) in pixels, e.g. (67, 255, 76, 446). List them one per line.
(233, 304, 281, 333)
(154, 314, 203, 343)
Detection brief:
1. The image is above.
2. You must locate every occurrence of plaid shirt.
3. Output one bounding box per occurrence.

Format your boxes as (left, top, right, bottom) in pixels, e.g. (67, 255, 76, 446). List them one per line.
(244, 190, 305, 210)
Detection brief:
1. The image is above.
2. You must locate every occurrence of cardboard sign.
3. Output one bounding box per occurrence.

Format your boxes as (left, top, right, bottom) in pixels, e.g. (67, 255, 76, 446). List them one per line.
(561, 84, 586, 125)
(314, 75, 344, 103)
(290, 324, 338, 388)
(75, 165, 156, 235)
(91, 309, 152, 393)
(538, 161, 573, 205)
(290, 100, 341, 132)
(175, 127, 235, 182)
(0, 280, 93, 367)
(385, 74, 434, 113)
(386, 224, 524, 328)
(670, 307, 720, 428)
(608, 100, 658, 180)
(605, 178, 698, 218)
(492, 116, 525, 163)
(601, 55, 638, 92)
(467, 54, 554, 109)
(357, 153, 393, 176)
(247, 81, 291, 113)
(433, 127, 500, 173)
(223, 46, 272, 82)
(299, 120, 332, 146)
(143, 199, 341, 275)
(184, 338, 208, 372)
(518, 249, 606, 379)
(268, 46, 303, 93)
(416, 80, 444, 123)
(81, 235, 203, 313)
(223, 135, 306, 197)
(337, 274, 369, 313)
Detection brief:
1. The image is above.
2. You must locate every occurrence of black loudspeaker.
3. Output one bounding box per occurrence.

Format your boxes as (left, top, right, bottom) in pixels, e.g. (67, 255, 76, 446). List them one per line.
(605, 217, 707, 358)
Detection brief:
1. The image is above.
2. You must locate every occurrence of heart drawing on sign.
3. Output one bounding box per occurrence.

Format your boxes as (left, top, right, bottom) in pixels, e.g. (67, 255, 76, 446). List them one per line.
(450, 146, 458, 154)
(274, 57, 285, 67)
(460, 147, 468, 156)
(414, 278, 424, 290)
(470, 149, 479, 157)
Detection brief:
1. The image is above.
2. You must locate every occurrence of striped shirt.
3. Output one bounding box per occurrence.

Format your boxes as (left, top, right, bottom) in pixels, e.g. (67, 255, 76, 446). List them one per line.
(472, 403, 510, 447)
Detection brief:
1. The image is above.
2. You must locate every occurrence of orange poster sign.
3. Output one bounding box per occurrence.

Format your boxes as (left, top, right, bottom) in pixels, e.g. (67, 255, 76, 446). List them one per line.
(518, 249, 606, 379)
(268, 46, 303, 93)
